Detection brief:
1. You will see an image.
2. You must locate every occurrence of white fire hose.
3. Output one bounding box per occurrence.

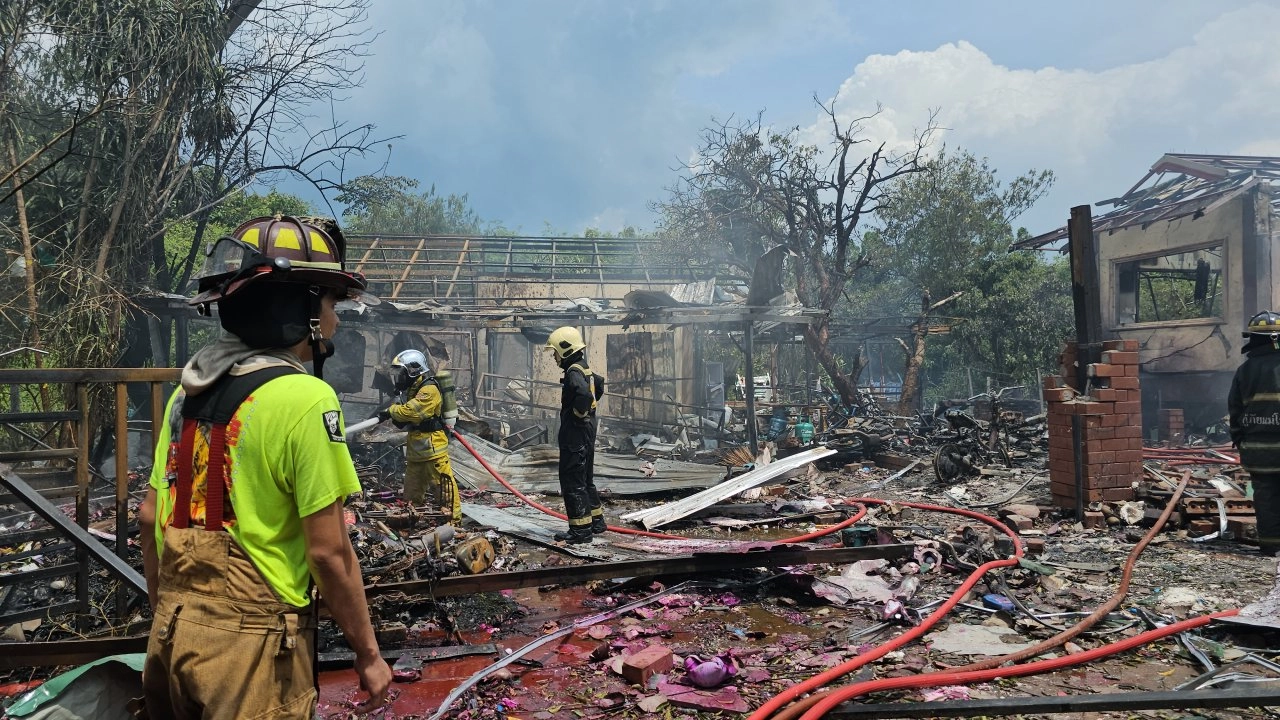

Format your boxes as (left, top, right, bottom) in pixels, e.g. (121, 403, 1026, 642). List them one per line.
(344, 416, 382, 437)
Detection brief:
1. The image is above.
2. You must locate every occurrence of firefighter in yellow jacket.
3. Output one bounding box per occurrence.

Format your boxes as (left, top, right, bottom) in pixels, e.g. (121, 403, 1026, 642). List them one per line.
(378, 350, 462, 524)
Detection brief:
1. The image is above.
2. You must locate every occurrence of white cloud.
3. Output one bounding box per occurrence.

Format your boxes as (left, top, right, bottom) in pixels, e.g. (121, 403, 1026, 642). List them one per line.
(804, 3, 1280, 233)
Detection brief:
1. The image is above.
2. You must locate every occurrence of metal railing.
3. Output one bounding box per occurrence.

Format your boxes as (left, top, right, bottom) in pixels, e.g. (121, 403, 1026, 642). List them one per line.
(0, 368, 178, 640)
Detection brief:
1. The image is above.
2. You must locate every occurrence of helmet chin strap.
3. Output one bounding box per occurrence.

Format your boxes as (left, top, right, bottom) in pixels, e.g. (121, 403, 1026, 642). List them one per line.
(308, 287, 335, 380)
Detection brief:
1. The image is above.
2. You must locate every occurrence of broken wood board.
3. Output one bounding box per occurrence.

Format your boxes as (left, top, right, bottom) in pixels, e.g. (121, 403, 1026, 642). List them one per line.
(607, 536, 798, 555)
(317, 643, 497, 670)
(449, 433, 723, 495)
(619, 446, 837, 529)
(365, 544, 915, 599)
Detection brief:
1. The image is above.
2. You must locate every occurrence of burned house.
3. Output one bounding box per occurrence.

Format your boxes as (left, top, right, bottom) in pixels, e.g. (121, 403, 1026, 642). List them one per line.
(138, 234, 821, 448)
(1018, 153, 1280, 432)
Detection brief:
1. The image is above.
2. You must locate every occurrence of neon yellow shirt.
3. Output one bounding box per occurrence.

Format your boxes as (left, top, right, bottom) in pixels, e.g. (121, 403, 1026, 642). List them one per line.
(150, 373, 362, 607)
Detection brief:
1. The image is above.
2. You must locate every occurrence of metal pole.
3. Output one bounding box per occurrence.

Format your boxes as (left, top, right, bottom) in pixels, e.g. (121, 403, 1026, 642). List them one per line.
(114, 383, 129, 621)
(744, 319, 758, 456)
(1036, 368, 1045, 415)
(75, 384, 90, 629)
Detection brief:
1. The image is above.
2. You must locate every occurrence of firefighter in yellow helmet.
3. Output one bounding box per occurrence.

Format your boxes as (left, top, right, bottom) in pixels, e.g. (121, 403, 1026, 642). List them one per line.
(379, 349, 462, 524)
(1233, 311, 1280, 621)
(545, 326, 606, 543)
(1232, 311, 1280, 556)
(139, 216, 391, 718)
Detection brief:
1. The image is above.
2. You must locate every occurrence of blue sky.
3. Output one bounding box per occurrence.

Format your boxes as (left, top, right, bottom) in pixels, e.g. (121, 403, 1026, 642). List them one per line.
(280, 0, 1278, 238)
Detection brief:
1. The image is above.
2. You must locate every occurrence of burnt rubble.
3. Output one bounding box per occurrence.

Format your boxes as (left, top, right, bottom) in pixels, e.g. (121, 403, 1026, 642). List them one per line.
(1, 390, 1276, 719)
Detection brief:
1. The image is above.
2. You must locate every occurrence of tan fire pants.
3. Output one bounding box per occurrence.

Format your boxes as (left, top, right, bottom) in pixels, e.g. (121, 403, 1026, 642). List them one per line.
(143, 526, 316, 720)
(405, 453, 461, 524)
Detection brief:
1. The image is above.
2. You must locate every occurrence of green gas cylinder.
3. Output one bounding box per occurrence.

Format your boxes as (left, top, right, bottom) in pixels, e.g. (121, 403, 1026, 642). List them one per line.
(794, 415, 815, 444)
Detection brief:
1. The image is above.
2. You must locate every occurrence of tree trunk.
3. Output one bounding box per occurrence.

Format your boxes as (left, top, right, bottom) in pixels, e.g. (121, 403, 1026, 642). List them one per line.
(898, 290, 963, 415)
(803, 319, 865, 409)
(898, 322, 929, 415)
(8, 140, 52, 414)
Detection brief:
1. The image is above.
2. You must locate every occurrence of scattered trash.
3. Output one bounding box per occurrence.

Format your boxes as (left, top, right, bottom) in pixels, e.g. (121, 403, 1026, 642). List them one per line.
(683, 653, 736, 688)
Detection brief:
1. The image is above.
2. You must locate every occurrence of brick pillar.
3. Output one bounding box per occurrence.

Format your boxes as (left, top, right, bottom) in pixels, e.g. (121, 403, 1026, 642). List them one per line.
(1157, 408, 1184, 445)
(1043, 340, 1142, 510)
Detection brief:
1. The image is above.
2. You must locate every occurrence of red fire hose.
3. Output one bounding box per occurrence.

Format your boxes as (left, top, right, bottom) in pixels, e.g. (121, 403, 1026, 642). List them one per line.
(747, 499, 1024, 720)
(795, 610, 1237, 720)
(453, 430, 1233, 720)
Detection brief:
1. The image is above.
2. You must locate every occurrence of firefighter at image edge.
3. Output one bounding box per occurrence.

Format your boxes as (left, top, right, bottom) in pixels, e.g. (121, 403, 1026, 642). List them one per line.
(1230, 310, 1280, 559)
(138, 216, 391, 719)
(545, 326, 607, 544)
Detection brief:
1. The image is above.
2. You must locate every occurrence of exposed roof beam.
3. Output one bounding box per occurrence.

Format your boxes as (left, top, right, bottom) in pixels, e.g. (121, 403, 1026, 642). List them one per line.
(223, 0, 263, 47)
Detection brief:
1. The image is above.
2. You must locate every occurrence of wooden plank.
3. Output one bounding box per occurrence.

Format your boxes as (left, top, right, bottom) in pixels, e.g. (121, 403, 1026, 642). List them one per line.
(0, 483, 80, 504)
(0, 634, 148, 669)
(443, 238, 470, 299)
(0, 525, 63, 547)
(353, 235, 380, 275)
(75, 385, 90, 625)
(0, 411, 80, 423)
(0, 369, 180, 383)
(0, 448, 77, 462)
(114, 383, 129, 620)
(0, 601, 81, 631)
(1068, 204, 1102, 388)
(390, 238, 426, 301)
(367, 543, 913, 599)
(620, 446, 838, 529)
(0, 541, 73, 563)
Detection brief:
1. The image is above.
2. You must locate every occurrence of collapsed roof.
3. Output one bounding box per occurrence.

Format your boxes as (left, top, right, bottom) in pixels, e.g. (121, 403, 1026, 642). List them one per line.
(1015, 153, 1280, 251)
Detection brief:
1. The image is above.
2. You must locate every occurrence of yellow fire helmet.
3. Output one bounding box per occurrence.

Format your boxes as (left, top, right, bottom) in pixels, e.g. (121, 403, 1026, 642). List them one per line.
(545, 326, 586, 360)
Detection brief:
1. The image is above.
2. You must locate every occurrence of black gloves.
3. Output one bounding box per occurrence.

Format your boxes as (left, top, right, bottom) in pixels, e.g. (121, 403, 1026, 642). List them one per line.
(376, 406, 392, 423)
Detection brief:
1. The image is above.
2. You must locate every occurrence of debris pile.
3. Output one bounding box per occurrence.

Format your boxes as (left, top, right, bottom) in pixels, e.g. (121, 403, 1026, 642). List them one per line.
(4, 389, 1280, 719)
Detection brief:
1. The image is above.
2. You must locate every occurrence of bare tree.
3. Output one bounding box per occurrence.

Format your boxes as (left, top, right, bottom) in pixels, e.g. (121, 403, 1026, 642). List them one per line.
(0, 0, 389, 380)
(657, 100, 938, 409)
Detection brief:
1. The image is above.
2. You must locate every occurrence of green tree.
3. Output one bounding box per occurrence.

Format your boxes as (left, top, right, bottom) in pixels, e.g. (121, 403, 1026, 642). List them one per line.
(0, 0, 385, 381)
(862, 148, 1063, 409)
(926, 251, 1072, 400)
(338, 176, 485, 236)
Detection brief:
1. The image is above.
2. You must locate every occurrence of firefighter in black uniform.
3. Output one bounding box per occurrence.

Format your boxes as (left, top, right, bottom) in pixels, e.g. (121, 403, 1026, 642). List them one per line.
(1230, 310, 1280, 557)
(545, 326, 606, 544)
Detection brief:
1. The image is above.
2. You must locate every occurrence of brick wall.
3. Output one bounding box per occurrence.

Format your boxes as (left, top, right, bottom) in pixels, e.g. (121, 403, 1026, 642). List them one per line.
(1157, 408, 1184, 444)
(1044, 340, 1142, 510)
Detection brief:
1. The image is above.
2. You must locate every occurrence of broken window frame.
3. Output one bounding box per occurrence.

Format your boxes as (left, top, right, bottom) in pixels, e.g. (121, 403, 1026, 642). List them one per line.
(1113, 242, 1225, 327)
